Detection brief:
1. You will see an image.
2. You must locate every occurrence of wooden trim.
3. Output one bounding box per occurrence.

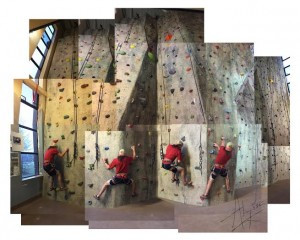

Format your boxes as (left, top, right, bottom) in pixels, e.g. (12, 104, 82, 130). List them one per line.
(21, 79, 47, 97)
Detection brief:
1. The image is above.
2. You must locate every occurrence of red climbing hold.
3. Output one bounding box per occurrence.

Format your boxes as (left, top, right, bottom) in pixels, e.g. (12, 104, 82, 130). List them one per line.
(53, 139, 59, 143)
(81, 84, 89, 89)
(215, 45, 220, 50)
(79, 156, 85, 160)
(186, 67, 192, 72)
(165, 34, 173, 41)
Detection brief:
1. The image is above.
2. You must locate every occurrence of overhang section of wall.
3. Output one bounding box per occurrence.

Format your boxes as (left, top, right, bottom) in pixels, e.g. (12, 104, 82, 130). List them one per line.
(157, 124, 208, 206)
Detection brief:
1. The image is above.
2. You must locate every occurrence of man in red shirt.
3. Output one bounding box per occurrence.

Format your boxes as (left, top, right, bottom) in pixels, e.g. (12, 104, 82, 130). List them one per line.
(162, 141, 192, 186)
(43, 140, 69, 191)
(94, 145, 137, 200)
(200, 137, 234, 200)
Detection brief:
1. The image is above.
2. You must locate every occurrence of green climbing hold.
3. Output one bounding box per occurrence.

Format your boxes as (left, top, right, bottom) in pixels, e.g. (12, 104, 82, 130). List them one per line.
(59, 88, 65, 92)
(86, 64, 93, 68)
(87, 100, 92, 105)
(61, 135, 65, 140)
(64, 115, 69, 119)
(47, 123, 51, 127)
(118, 51, 126, 55)
(148, 52, 155, 62)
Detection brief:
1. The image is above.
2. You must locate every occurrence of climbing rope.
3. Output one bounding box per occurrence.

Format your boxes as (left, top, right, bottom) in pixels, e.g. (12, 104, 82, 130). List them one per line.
(78, 29, 99, 78)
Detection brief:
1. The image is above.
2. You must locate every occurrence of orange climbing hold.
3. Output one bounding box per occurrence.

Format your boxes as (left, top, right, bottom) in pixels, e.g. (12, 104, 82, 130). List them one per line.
(53, 139, 59, 143)
(186, 67, 192, 72)
(165, 34, 173, 41)
(79, 156, 85, 160)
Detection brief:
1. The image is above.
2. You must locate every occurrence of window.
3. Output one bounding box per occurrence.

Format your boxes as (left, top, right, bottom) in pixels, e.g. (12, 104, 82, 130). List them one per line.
(19, 83, 39, 179)
(282, 56, 290, 93)
(29, 25, 55, 79)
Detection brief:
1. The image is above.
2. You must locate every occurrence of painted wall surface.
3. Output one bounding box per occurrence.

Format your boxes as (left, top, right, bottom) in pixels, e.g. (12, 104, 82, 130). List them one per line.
(255, 57, 290, 146)
(268, 146, 290, 184)
(85, 130, 158, 208)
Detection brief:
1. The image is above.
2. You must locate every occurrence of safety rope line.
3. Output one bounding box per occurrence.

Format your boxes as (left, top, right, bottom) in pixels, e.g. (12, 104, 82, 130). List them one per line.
(78, 29, 99, 79)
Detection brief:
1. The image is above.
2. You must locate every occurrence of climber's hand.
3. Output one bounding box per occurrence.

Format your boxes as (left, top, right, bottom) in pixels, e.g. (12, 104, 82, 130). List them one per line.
(213, 143, 218, 148)
(221, 136, 225, 140)
(131, 145, 136, 150)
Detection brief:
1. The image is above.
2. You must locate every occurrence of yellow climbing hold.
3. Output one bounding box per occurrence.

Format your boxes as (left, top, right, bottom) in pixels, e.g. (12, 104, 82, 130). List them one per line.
(96, 58, 101, 62)
(130, 44, 136, 49)
(165, 105, 169, 109)
(78, 57, 82, 61)
(240, 73, 244, 76)
(269, 79, 274, 83)
(66, 58, 70, 62)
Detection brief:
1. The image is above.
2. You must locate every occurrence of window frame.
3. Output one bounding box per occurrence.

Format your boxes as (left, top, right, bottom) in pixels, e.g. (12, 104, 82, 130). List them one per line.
(19, 88, 40, 180)
(281, 56, 290, 94)
(29, 25, 55, 79)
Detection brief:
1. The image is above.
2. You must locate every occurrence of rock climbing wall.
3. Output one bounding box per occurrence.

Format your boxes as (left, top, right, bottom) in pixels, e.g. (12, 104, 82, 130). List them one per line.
(235, 124, 269, 189)
(205, 43, 255, 124)
(78, 21, 114, 80)
(85, 130, 158, 208)
(156, 11, 206, 125)
(254, 57, 290, 146)
(157, 124, 207, 206)
(48, 21, 78, 79)
(268, 146, 290, 184)
(44, 79, 92, 206)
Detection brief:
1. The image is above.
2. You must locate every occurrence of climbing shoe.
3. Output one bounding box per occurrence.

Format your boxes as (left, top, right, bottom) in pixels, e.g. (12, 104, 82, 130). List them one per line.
(93, 195, 100, 200)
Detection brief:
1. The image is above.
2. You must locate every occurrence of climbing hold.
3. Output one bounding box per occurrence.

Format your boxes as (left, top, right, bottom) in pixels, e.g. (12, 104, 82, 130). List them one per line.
(174, 193, 178, 197)
(86, 64, 93, 68)
(53, 139, 58, 143)
(125, 72, 130, 76)
(78, 182, 83, 186)
(186, 67, 192, 72)
(61, 135, 65, 140)
(70, 130, 75, 134)
(88, 184, 93, 188)
(118, 51, 126, 55)
(47, 123, 51, 127)
(96, 58, 100, 62)
(213, 88, 218, 92)
(64, 115, 69, 119)
(59, 96, 63, 100)
(165, 34, 173, 41)
(169, 68, 176, 75)
(130, 44, 136, 49)
(209, 149, 216, 154)
(170, 89, 175, 94)
(48, 98, 52, 101)
(148, 52, 155, 62)
(57, 83, 61, 87)
(92, 91, 97, 95)
(191, 115, 194, 119)
(79, 156, 85, 160)
(181, 136, 186, 142)
(219, 98, 224, 104)
(105, 114, 110, 118)
(189, 89, 193, 93)
(180, 87, 184, 91)
(81, 84, 89, 88)
(88, 164, 95, 170)
(104, 147, 109, 151)
(86, 100, 92, 105)
(65, 179, 70, 184)
(68, 191, 75, 195)
(74, 104, 78, 107)
(82, 116, 87, 121)
(67, 98, 71, 102)
(88, 201, 92, 205)
(59, 88, 65, 92)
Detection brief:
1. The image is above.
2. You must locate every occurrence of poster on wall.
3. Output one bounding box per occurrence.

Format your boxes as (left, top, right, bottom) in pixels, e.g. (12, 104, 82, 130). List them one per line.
(10, 131, 23, 152)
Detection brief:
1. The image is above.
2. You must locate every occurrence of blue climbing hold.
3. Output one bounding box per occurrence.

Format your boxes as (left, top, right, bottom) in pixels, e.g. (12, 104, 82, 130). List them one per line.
(104, 147, 109, 151)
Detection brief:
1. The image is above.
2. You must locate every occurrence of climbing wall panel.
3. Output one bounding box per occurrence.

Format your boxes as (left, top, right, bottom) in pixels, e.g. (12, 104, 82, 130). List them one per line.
(157, 124, 208, 206)
(48, 28, 78, 79)
(85, 130, 158, 208)
(268, 146, 290, 184)
(254, 57, 290, 146)
(78, 28, 113, 80)
(234, 124, 268, 189)
(205, 43, 254, 124)
(44, 79, 92, 206)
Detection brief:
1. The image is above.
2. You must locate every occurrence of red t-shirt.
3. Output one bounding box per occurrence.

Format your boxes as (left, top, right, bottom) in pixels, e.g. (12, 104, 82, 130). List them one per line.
(44, 147, 59, 165)
(163, 145, 182, 164)
(109, 156, 133, 174)
(215, 146, 232, 165)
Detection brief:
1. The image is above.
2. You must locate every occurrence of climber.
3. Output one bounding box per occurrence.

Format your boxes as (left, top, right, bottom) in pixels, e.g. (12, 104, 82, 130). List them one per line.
(43, 140, 69, 191)
(162, 140, 193, 186)
(200, 137, 234, 201)
(94, 146, 137, 200)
